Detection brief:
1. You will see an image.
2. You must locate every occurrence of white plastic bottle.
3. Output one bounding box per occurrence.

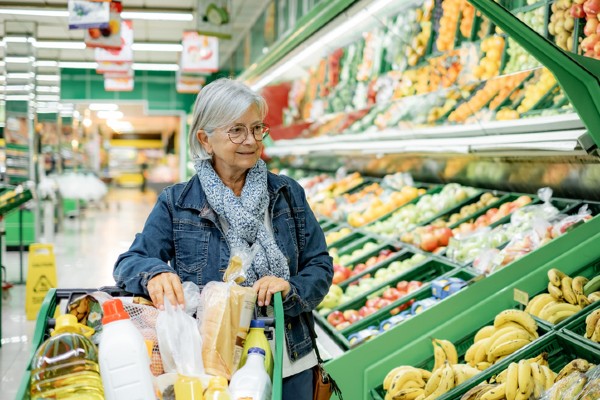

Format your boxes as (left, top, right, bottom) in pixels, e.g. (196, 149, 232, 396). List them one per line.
(99, 298, 156, 400)
(229, 347, 272, 400)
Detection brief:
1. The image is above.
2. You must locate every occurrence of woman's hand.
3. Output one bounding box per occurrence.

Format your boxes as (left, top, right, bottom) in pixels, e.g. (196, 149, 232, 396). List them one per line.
(147, 272, 185, 310)
(252, 276, 291, 307)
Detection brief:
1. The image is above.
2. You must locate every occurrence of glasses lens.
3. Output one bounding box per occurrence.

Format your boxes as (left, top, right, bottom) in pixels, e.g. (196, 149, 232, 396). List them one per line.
(228, 125, 247, 144)
(253, 124, 269, 140)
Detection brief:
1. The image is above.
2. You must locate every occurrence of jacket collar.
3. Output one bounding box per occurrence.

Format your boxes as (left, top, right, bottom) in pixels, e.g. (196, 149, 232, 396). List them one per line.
(175, 171, 289, 215)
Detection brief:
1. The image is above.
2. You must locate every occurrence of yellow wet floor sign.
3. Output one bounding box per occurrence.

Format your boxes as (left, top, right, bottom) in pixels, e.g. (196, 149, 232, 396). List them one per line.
(25, 244, 57, 320)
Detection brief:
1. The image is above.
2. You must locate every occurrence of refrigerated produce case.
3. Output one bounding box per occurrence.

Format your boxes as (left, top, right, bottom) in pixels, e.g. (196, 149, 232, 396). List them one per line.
(241, 0, 600, 398)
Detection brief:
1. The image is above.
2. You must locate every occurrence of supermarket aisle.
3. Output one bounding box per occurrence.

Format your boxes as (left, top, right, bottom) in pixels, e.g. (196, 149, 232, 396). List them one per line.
(0, 188, 157, 398)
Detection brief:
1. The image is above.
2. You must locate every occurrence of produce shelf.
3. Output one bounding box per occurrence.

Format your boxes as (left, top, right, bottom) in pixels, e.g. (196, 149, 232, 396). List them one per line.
(0, 185, 33, 216)
(335, 246, 413, 288)
(327, 229, 366, 250)
(561, 302, 600, 353)
(332, 236, 386, 267)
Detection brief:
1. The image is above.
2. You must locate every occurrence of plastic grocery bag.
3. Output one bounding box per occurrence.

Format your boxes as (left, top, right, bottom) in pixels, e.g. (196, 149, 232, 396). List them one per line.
(551, 204, 593, 239)
(197, 250, 258, 379)
(575, 364, 600, 399)
(510, 187, 559, 227)
(156, 296, 204, 377)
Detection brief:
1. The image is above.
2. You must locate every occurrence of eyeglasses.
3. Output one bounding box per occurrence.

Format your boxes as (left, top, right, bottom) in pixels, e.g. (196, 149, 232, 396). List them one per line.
(226, 123, 270, 144)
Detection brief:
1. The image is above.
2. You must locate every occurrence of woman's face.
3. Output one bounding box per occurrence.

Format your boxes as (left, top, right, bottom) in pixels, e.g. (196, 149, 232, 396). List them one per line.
(199, 105, 264, 178)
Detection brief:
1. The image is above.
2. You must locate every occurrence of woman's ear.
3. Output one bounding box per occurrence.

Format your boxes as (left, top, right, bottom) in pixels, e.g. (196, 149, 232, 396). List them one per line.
(197, 129, 213, 155)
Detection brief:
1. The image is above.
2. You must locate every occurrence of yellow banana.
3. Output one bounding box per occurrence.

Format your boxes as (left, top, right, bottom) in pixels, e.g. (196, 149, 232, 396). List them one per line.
(389, 368, 427, 394)
(487, 327, 534, 361)
(418, 369, 432, 381)
(555, 358, 594, 382)
(432, 339, 447, 371)
(517, 359, 533, 399)
(391, 388, 424, 400)
(578, 294, 592, 308)
(493, 309, 538, 338)
(464, 342, 477, 366)
(423, 367, 442, 396)
(505, 362, 519, 400)
(589, 291, 600, 303)
(572, 276, 589, 296)
(460, 383, 497, 400)
(478, 383, 506, 400)
(423, 363, 455, 400)
(384, 366, 414, 390)
(526, 293, 556, 317)
(414, 395, 425, 400)
(561, 276, 578, 305)
(546, 309, 579, 324)
(474, 325, 496, 343)
(547, 283, 564, 301)
(585, 309, 600, 339)
(476, 361, 492, 371)
(434, 339, 458, 365)
(538, 301, 581, 322)
(592, 323, 600, 342)
(488, 338, 531, 361)
(474, 337, 491, 364)
(452, 364, 480, 386)
(540, 365, 556, 389)
(547, 268, 566, 287)
(526, 352, 549, 367)
(530, 362, 546, 398)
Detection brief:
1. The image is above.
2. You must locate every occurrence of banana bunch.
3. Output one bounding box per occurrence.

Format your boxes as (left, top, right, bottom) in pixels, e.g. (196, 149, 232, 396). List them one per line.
(585, 309, 600, 343)
(432, 339, 458, 371)
(465, 310, 538, 370)
(544, 359, 595, 400)
(383, 366, 432, 400)
(461, 353, 556, 400)
(525, 268, 600, 324)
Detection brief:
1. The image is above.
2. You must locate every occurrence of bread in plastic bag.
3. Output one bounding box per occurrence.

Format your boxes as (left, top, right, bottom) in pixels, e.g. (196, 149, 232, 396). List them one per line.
(156, 296, 204, 377)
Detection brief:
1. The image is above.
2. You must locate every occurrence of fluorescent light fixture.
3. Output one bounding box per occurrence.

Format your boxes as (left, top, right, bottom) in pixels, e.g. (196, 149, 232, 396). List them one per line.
(106, 119, 134, 133)
(121, 11, 193, 21)
(5, 95, 31, 101)
(6, 72, 34, 79)
(37, 75, 60, 82)
(0, 76, 5, 83)
(59, 103, 74, 110)
(5, 56, 35, 64)
(37, 95, 60, 102)
(59, 61, 98, 69)
(0, 61, 4, 67)
(35, 60, 59, 67)
(5, 85, 33, 92)
(36, 86, 60, 93)
(83, 118, 92, 128)
(35, 41, 86, 50)
(97, 110, 124, 119)
(133, 63, 179, 71)
(89, 103, 119, 111)
(2, 36, 36, 43)
(0, 8, 192, 21)
(131, 43, 183, 52)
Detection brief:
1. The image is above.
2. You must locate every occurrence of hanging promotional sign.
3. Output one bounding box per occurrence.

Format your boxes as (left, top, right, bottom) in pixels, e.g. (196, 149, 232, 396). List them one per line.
(68, 0, 110, 29)
(85, 1, 122, 49)
(176, 72, 205, 93)
(95, 20, 133, 63)
(104, 77, 134, 92)
(104, 68, 133, 79)
(96, 61, 132, 74)
(180, 31, 219, 73)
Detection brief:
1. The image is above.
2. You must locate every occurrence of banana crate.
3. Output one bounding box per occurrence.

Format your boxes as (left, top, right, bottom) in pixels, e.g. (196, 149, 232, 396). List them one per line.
(561, 300, 600, 353)
(322, 263, 476, 350)
(369, 312, 551, 400)
(432, 331, 600, 400)
(511, 257, 600, 332)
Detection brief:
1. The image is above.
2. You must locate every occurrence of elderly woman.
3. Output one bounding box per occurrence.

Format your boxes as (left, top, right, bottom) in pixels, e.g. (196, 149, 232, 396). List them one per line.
(113, 78, 333, 398)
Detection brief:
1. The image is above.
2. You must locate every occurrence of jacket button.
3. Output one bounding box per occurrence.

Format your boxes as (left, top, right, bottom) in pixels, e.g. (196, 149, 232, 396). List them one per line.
(287, 323, 292, 330)
(293, 351, 298, 359)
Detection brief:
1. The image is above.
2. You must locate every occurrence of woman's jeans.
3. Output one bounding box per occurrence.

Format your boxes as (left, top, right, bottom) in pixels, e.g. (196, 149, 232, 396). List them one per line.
(282, 368, 313, 400)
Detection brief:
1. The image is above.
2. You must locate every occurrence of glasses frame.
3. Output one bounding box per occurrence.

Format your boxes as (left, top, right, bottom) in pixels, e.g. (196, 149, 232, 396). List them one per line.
(226, 123, 270, 144)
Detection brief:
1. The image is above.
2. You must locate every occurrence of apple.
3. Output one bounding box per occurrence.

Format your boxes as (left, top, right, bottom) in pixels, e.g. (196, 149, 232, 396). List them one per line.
(335, 321, 352, 331)
(420, 232, 439, 252)
(584, 0, 600, 15)
(375, 298, 392, 309)
(318, 284, 343, 309)
(358, 306, 378, 317)
(407, 281, 423, 292)
(327, 310, 346, 326)
(343, 309, 361, 324)
(88, 28, 101, 39)
(382, 287, 401, 301)
(436, 227, 453, 247)
(365, 298, 379, 308)
(571, 3, 586, 17)
(396, 281, 409, 291)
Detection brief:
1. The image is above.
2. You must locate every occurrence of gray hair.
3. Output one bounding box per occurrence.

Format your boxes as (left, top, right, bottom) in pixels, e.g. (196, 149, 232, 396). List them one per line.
(188, 78, 268, 161)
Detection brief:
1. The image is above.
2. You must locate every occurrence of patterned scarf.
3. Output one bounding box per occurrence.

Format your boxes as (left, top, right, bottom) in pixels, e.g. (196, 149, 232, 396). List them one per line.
(196, 159, 290, 286)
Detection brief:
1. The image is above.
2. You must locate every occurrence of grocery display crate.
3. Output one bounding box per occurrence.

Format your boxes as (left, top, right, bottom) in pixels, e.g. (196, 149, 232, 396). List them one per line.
(331, 236, 387, 267)
(337, 248, 419, 287)
(561, 300, 600, 353)
(17, 288, 285, 400)
(0, 185, 33, 216)
(327, 229, 367, 250)
(435, 331, 600, 400)
(369, 315, 551, 400)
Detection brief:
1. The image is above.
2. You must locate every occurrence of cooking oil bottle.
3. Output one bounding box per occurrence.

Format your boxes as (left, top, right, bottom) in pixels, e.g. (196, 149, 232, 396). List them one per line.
(30, 314, 105, 399)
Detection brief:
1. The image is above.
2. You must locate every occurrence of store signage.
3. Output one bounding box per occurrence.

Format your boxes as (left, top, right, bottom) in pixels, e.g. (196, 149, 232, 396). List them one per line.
(84, 1, 122, 49)
(104, 68, 133, 78)
(180, 31, 219, 73)
(104, 76, 134, 92)
(68, 0, 110, 29)
(95, 19, 133, 63)
(96, 61, 132, 74)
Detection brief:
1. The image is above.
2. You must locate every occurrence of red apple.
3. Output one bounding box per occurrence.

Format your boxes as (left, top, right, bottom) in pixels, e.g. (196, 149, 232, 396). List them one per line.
(382, 288, 401, 301)
(332, 270, 346, 284)
(375, 298, 392, 309)
(396, 281, 409, 291)
(327, 310, 346, 327)
(358, 306, 377, 317)
(407, 281, 423, 293)
(420, 232, 439, 252)
(343, 309, 361, 324)
(571, 4, 586, 18)
(436, 227, 453, 247)
(584, 0, 600, 15)
(365, 298, 380, 308)
(380, 249, 393, 256)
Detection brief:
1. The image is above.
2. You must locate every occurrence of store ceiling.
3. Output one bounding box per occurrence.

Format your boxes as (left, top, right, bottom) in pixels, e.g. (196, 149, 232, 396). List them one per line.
(0, 0, 269, 68)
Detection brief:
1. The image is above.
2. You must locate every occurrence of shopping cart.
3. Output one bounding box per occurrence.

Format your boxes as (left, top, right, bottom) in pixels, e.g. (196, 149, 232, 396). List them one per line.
(17, 287, 284, 399)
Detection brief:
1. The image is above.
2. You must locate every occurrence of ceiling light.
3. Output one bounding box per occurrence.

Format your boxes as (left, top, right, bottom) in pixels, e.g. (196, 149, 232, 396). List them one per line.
(35, 41, 86, 50)
(59, 61, 98, 69)
(37, 95, 60, 102)
(6, 72, 35, 80)
(5, 56, 35, 64)
(0, 8, 192, 21)
(121, 11, 193, 21)
(35, 60, 59, 68)
(2, 36, 36, 43)
(106, 119, 134, 133)
(37, 75, 60, 82)
(5, 85, 33, 92)
(131, 43, 183, 52)
(5, 95, 31, 101)
(36, 86, 60, 93)
(97, 110, 124, 119)
(133, 63, 179, 71)
(89, 103, 119, 111)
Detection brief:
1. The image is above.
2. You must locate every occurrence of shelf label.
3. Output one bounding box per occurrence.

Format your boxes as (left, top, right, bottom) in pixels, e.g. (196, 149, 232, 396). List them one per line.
(513, 288, 529, 307)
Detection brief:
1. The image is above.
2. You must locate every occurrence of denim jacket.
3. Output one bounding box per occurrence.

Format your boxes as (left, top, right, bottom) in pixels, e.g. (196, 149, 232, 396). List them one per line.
(114, 172, 333, 361)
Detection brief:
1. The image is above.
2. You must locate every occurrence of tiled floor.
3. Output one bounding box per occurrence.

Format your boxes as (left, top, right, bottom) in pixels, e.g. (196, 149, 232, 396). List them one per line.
(0, 187, 343, 399)
(0, 188, 158, 399)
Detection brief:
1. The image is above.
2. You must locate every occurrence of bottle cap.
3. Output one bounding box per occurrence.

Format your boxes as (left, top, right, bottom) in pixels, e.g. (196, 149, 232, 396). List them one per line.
(248, 347, 266, 356)
(52, 314, 95, 338)
(102, 299, 130, 324)
(250, 319, 265, 328)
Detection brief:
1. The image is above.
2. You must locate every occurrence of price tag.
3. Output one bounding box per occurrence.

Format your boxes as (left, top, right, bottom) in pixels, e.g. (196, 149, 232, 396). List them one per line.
(514, 288, 529, 307)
